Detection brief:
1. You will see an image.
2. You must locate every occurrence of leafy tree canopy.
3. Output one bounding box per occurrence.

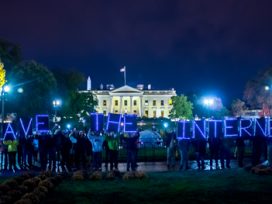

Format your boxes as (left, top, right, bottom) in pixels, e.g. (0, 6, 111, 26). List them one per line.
(6, 60, 57, 117)
(243, 67, 272, 109)
(169, 95, 193, 119)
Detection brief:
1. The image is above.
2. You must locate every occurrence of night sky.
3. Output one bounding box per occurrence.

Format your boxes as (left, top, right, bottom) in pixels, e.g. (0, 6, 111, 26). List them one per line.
(1, 0, 272, 106)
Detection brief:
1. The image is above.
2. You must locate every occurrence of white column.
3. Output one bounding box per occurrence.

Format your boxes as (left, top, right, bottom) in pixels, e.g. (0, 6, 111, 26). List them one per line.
(139, 96, 143, 117)
(120, 96, 123, 114)
(130, 96, 133, 114)
(109, 96, 113, 114)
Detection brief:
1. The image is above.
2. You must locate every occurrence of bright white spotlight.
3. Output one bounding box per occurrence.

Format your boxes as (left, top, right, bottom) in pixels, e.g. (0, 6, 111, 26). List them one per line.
(3, 85, 10, 93)
(17, 87, 24, 93)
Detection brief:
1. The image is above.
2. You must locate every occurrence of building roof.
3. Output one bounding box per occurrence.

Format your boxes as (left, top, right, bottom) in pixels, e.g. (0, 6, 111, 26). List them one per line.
(110, 85, 143, 94)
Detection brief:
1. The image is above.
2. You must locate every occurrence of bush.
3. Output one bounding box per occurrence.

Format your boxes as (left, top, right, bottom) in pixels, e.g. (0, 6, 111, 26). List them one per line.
(89, 171, 103, 180)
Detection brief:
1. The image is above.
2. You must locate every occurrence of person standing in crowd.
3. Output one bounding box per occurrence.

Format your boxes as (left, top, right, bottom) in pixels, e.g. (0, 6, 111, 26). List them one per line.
(32, 133, 39, 166)
(0, 139, 8, 172)
(69, 128, 78, 169)
(3, 135, 19, 172)
(47, 131, 57, 171)
(219, 136, 233, 169)
(165, 130, 177, 170)
(122, 131, 140, 172)
(17, 131, 27, 170)
(87, 130, 105, 171)
(106, 131, 120, 171)
(25, 134, 34, 169)
(192, 136, 207, 170)
(235, 137, 245, 168)
(208, 135, 220, 170)
(61, 130, 72, 172)
(178, 137, 190, 171)
(103, 134, 110, 171)
(38, 132, 48, 171)
(54, 127, 63, 171)
(75, 130, 88, 170)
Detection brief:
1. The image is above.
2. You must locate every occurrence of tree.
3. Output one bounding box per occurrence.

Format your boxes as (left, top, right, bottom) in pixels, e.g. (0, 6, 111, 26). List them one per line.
(6, 60, 57, 117)
(0, 60, 6, 89)
(243, 67, 272, 111)
(0, 38, 22, 68)
(231, 99, 246, 117)
(169, 95, 193, 119)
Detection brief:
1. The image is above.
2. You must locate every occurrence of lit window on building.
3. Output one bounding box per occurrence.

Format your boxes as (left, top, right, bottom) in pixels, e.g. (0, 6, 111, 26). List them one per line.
(161, 111, 164, 118)
(115, 100, 118, 106)
(168, 99, 173, 105)
(153, 110, 156, 118)
(145, 100, 148, 106)
(161, 100, 164, 106)
(133, 100, 137, 106)
(153, 100, 156, 106)
(103, 100, 107, 106)
(124, 100, 128, 106)
(145, 110, 148, 117)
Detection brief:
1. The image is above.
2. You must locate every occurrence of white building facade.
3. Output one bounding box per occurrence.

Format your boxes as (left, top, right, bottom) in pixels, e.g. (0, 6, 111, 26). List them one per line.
(83, 82, 176, 118)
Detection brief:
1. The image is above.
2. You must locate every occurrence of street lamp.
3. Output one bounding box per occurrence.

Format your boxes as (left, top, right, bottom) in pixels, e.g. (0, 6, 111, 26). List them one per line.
(1, 84, 11, 137)
(52, 99, 62, 123)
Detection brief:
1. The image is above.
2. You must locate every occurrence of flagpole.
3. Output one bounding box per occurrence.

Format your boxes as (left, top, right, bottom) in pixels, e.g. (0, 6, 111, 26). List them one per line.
(124, 66, 126, 85)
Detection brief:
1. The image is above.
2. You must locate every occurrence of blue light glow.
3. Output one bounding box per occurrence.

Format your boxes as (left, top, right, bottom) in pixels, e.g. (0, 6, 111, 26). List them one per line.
(36, 114, 49, 133)
(4, 123, 16, 140)
(19, 118, 33, 137)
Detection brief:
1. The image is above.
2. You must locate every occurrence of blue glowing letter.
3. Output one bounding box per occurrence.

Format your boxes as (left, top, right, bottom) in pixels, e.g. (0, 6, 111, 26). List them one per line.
(4, 123, 16, 140)
(239, 118, 253, 137)
(224, 118, 238, 137)
(36, 114, 49, 133)
(90, 113, 104, 132)
(123, 114, 137, 132)
(106, 113, 122, 132)
(192, 120, 206, 139)
(177, 120, 191, 140)
(19, 118, 33, 137)
(208, 120, 223, 138)
(254, 118, 267, 137)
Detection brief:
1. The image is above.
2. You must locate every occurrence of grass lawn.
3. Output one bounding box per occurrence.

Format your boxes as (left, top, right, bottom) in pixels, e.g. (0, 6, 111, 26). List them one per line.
(42, 169, 272, 204)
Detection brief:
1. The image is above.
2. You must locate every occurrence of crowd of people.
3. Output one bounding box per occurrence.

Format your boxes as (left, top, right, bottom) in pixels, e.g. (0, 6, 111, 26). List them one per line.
(0, 127, 140, 173)
(1, 126, 272, 174)
(165, 129, 272, 170)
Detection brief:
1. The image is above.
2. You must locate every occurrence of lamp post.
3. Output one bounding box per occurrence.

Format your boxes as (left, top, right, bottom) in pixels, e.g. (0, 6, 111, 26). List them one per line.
(52, 99, 62, 123)
(264, 85, 271, 116)
(1, 85, 10, 137)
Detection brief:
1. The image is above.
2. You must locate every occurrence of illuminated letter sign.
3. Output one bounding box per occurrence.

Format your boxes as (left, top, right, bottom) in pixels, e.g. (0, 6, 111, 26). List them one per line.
(123, 114, 137, 132)
(90, 113, 104, 132)
(3, 123, 16, 140)
(36, 114, 49, 133)
(192, 120, 206, 139)
(224, 118, 238, 137)
(239, 118, 253, 137)
(208, 120, 223, 138)
(268, 118, 272, 137)
(106, 113, 121, 132)
(254, 118, 267, 137)
(19, 117, 33, 137)
(177, 120, 191, 140)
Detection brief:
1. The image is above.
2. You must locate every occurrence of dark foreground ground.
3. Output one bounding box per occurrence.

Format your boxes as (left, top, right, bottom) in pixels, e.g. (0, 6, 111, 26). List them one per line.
(41, 168, 272, 204)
